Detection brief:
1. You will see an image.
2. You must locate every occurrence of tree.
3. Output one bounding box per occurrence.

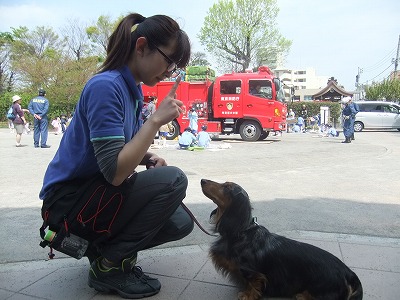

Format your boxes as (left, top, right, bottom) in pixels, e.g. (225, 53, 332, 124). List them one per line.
(0, 32, 15, 93)
(61, 18, 92, 61)
(365, 79, 400, 101)
(86, 15, 116, 60)
(198, 0, 291, 73)
(51, 56, 98, 113)
(0, 19, 101, 120)
(189, 51, 210, 66)
(11, 26, 64, 89)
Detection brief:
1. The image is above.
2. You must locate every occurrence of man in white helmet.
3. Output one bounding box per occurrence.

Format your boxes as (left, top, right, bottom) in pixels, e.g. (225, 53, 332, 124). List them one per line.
(341, 97, 357, 143)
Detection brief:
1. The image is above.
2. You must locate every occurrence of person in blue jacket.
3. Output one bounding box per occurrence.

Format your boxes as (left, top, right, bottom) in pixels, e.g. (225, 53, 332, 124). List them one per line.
(341, 96, 357, 143)
(39, 13, 193, 299)
(188, 107, 198, 134)
(349, 98, 360, 140)
(28, 89, 50, 148)
(178, 127, 196, 149)
(197, 125, 211, 147)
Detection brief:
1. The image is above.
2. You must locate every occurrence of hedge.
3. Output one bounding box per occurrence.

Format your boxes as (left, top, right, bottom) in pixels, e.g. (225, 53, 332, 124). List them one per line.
(287, 101, 342, 126)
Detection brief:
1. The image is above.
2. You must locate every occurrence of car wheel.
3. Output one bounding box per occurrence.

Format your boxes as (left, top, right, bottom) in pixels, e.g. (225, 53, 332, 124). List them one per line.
(239, 120, 262, 141)
(354, 121, 364, 132)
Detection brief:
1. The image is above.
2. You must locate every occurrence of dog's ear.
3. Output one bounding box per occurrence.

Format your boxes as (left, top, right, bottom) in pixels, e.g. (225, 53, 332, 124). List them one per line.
(230, 186, 251, 220)
(218, 184, 253, 235)
(230, 185, 249, 201)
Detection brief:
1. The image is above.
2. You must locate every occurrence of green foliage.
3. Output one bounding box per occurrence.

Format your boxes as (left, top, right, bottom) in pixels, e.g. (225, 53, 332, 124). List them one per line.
(365, 79, 400, 101)
(189, 51, 210, 66)
(0, 16, 109, 121)
(86, 15, 116, 58)
(198, 0, 291, 72)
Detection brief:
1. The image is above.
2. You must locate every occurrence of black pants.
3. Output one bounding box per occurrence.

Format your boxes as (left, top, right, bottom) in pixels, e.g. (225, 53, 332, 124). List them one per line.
(43, 166, 194, 262)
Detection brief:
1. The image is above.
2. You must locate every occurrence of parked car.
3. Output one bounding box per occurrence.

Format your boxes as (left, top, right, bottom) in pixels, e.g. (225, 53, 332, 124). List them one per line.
(353, 101, 400, 132)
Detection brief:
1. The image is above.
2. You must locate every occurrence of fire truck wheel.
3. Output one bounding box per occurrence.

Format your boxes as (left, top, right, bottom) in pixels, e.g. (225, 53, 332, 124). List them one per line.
(239, 120, 262, 142)
(167, 120, 180, 140)
(258, 131, 270, 140)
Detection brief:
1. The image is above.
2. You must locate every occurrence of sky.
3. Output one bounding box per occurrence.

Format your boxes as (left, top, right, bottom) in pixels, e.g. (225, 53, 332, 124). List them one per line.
(0, 0, 399, 91)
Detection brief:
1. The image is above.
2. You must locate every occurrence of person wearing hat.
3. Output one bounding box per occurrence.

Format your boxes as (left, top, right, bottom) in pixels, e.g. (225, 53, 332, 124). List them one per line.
(341, 96, 357, 143)
(28, 88, 50, 148)
(12, 95, 27, 147)
(197, 125, 211, 148)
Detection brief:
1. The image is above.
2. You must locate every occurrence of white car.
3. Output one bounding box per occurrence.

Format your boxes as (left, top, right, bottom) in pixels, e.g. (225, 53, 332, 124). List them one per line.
(354, 101, 400, 132)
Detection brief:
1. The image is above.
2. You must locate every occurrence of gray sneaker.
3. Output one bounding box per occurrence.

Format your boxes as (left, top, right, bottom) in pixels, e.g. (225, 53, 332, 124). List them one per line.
(88, 257, 161, 298)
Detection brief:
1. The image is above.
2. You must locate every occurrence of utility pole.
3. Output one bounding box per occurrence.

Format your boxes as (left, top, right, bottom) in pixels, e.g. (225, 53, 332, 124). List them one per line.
(355, 67, 363, 100)
(394, 34, 400, 75)
(355, 67, 363, 87)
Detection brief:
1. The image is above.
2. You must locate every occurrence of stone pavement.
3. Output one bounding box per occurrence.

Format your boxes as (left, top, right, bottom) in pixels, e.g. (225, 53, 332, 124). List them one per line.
(0, 128, 399, 299)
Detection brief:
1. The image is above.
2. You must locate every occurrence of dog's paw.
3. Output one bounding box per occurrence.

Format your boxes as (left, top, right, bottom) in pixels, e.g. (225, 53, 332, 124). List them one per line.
(238, 291, 257, 300)
(238, 290, 262, 300)
(237, 292, 248, 300)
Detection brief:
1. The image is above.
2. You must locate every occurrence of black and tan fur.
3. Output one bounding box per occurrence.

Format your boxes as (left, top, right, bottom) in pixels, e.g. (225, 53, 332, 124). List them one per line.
(201, 179, 363, 300)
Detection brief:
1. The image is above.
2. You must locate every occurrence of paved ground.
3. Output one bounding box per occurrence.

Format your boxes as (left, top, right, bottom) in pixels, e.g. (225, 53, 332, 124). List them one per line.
(0, 127, 399, 299)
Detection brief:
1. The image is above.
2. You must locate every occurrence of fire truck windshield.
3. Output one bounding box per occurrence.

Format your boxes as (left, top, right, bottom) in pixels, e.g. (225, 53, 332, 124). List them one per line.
(274, 78, 286, 102)
(249, 80, 272, 99)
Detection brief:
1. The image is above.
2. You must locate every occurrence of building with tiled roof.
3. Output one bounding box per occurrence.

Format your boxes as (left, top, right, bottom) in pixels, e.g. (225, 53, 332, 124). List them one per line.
(313, 77, 353, 101)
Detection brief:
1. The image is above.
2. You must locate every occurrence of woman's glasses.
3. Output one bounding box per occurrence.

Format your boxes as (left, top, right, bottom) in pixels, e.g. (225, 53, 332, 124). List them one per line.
(151, 43, 181, 78)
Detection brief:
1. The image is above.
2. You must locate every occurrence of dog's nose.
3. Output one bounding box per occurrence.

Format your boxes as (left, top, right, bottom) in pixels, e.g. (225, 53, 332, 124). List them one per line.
(201, 179, 207, 186)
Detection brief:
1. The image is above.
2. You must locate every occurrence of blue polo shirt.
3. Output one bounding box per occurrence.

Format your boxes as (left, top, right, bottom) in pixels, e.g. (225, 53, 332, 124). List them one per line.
(39, 66, 143, 200)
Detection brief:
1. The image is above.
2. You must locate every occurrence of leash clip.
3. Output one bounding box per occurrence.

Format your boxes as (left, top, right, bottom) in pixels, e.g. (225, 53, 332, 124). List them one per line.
(252, 216, 258, 225)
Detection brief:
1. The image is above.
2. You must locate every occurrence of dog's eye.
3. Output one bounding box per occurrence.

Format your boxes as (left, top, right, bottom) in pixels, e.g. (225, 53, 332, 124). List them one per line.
(223, 185, 232, 193)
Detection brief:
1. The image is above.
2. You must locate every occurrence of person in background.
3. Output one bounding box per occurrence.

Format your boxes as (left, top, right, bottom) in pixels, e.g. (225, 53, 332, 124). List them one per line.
(286, 108, 295, 132)
(145, 97, 157, 121)
(38, 13, 193, 299)
(60, 113, 68, 133)
(341, 96, 357, 143)
(158, 121, 172, 147)
(297, 116, 305, 133)
(11, 95, 27, 147)
(300, 104, 308, 131)
(349, 98, 360, 140)
(28, 88, 50, 148)
(67, 113, 73, 125)
(178, 127, 196, 149)
(144, 97, 158, 144)
(197, 125, 211, 148)
(292, 123, 301, 133)
(325, 124, 339, 137)
(288, 108, 295, 119)
(51, 117, 62, 135)
(188, 107, 198, 134)
(171, 69, 186, 81)
(250, 84, 261, 95)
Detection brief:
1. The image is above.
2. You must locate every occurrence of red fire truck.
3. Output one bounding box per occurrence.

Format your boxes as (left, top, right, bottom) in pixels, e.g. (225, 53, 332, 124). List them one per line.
(141, 66, 287, 141)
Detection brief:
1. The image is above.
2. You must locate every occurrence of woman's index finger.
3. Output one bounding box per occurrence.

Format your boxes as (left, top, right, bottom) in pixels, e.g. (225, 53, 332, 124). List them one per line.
(167, 76, 181, 97)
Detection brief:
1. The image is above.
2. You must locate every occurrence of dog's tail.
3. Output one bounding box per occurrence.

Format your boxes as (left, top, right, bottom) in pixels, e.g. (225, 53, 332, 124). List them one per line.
(347, 272, 363, 300)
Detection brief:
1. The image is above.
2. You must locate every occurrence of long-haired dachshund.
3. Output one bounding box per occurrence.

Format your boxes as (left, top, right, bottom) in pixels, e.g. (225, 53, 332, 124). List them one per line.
(201, 179, 363, 300)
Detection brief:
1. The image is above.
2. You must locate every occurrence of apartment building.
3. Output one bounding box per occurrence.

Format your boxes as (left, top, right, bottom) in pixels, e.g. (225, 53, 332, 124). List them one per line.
(273, 67, 328, 101)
